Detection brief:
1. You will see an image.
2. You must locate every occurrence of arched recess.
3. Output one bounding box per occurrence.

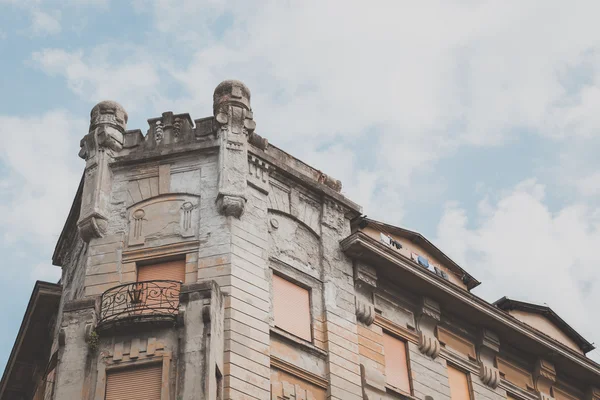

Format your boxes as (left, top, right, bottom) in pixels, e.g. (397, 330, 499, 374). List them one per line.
(127, 193, 200, 248)
(268, 210, 321, 274)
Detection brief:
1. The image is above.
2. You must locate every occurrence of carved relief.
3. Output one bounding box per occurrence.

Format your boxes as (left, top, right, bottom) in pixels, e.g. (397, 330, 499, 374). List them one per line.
(248, 155, 271, 194)
(417, 297, 441, 359)
(374, 293, 415, 329)
(268, 180, 291, 214)
(271, 381, 317, 400)
(354, 262, 377, 290)
(127, 195, 199, 247)
(268, 213, 320, 273)
(293, 192, 321, 235)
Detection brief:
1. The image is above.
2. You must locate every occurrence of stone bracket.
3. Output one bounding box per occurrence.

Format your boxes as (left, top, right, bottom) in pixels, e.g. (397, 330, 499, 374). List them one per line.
(478, 328, 500, 389)
(360, 363, 386, 400)
(354, 261, 377, 290)
(355, 300, 375, 326)
(534, 359, 556, 400)
(417, 297, 441, 359)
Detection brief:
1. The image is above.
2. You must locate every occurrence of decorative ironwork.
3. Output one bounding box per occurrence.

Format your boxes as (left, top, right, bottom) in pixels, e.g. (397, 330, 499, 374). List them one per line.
(98, 280, 181, 328)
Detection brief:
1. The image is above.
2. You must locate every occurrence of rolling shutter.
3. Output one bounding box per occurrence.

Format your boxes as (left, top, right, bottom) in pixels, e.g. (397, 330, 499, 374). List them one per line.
(383, 332, 411, 394)
(137, 259, 185, 282)
(272, 274, 312, 341)
(447, 365, 471, 400)
(105, 364, 162, 400)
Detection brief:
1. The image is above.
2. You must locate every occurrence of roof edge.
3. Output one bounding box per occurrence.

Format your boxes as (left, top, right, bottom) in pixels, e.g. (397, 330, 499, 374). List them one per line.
(494, 297, 595, 354)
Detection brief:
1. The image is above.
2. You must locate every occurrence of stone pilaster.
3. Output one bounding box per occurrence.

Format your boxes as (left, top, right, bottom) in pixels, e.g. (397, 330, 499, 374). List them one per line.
(214, 80, 257, 218)
(534, 359, 556, 400)
(417, 297, 441, 359)
(178, 282, 224, 400)
(54, 298, 97, 400)
(478, 328, 500, 389)
(77, 101, 127, 242)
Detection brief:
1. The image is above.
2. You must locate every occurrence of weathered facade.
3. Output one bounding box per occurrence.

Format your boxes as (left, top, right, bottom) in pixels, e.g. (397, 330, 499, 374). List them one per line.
(1, 80, 599, 400)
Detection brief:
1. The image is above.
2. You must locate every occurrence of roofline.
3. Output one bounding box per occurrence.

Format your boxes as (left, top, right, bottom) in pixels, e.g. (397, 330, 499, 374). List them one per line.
(340, 232, 600, 380)
(359, 217, 481, 290)
(0, 281, 62, 397)
(494, 297, 595, 354)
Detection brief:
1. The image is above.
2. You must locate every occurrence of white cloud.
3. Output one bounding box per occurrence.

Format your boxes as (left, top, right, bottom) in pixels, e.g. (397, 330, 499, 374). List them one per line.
(436, 180, 600, 358)
(31, 47, 161, 112)
(576, 172, 600, 197)
(30, 8, 61, 35)
(0, 111, 84, 245)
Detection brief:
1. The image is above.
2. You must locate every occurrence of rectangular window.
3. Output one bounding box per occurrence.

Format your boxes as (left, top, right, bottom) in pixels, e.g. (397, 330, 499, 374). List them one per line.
(447, 365, 472, 400)
(382, 332, 411, 394)
(137, 259, 186, 282)
(272, 274, 312, 341)
(105, 364, 162, 400)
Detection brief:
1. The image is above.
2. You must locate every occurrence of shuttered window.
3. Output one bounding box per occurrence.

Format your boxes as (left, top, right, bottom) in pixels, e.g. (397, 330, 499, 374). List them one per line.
(137, 259, 186, 282)
(382, 332, 411, 394)
(272, 274, 312, 342)
(447, 365, 471, 400)
(105, 364, 162, 400)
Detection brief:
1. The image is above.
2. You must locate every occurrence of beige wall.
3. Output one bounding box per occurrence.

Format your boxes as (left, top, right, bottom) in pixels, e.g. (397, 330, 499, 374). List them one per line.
(508, 310, 582, 354)
(362, 226, 467, 290)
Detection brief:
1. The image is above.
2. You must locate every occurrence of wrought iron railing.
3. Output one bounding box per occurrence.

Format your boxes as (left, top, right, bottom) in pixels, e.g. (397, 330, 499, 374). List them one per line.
(98, 280, 181, 327)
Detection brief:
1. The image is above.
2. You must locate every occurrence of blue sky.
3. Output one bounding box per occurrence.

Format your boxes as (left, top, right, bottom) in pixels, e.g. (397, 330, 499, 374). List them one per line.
(1, 0, 600, 371)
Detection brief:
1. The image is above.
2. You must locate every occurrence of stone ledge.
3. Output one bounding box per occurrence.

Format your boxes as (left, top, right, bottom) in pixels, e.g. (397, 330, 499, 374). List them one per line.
(64, 297, 97, 312)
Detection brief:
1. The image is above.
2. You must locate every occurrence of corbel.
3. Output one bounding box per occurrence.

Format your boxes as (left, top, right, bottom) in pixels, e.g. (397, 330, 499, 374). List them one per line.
(355, 300, 375, 326)
(478, 328, 500, 388)
(360, 363, 386, 400)
(417, 297, 441, 359)
(534, 359, 556, 400)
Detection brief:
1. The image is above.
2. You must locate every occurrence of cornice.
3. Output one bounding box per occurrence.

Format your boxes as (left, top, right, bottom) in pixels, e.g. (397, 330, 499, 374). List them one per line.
(270, 356, 328, 389)
(339, 232, 600, 379)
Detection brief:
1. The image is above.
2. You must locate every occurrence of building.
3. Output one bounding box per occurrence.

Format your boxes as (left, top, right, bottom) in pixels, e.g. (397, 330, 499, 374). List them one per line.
(1, 80, 599, 400)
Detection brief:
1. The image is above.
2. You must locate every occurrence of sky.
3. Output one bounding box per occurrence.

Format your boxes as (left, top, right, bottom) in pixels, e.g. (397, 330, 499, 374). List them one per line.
(1, 0, 600, 371)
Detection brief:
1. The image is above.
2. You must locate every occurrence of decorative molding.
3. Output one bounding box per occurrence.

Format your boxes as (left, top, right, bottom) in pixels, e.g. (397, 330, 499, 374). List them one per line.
(478, 328, 500, 388)
(270, 356, 328, 389)
(122, 240, 200, 263)
(373, 314, 418, 344)
(436, 326, 476, 360)
(248, 154, 271, 193)
(355, 300, 375, 326)
(417, 297, 441, 359)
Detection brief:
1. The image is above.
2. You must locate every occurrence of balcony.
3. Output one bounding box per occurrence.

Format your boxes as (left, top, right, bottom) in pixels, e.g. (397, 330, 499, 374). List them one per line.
(97, 280, 181, 331)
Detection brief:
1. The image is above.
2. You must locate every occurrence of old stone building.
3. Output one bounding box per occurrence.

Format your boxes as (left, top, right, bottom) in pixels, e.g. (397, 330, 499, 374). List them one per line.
(1, 80, 599, 400)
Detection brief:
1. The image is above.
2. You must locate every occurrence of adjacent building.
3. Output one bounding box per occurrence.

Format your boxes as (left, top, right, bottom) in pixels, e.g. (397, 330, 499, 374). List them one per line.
(1, 80, 599, 400)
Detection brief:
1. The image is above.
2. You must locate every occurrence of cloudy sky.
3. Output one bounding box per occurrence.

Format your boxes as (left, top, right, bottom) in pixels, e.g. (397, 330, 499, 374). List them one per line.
(1, 0, 600, 370)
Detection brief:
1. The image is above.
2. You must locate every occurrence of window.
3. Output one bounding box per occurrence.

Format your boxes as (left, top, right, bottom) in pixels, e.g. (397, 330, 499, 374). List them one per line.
(137, 259, 185, 282)
(447, 365, 472, 400)
(105, 364, 162, 400)
(382, 332, 411, 394)
(272, 274, 312, 341)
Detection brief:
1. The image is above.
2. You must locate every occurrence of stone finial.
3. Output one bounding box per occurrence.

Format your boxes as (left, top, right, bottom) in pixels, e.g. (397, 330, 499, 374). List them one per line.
(90, 100, 128, 132)
(213, 80, 251, 112)
(478, 329, 500, 389)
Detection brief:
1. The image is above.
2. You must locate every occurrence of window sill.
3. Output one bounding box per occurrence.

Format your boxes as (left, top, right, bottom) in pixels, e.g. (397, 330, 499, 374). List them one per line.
(385, 385, 416, 400)
(270, 327, 328, 358)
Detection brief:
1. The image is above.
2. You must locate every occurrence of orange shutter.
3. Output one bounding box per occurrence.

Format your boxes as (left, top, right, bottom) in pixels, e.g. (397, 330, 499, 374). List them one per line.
(447, 365, 471, 400)
(138, 259, 186, 282)
(105, 364, 162, 400)
(272, 274, 312, 341)
(382, 333, 411, 394)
